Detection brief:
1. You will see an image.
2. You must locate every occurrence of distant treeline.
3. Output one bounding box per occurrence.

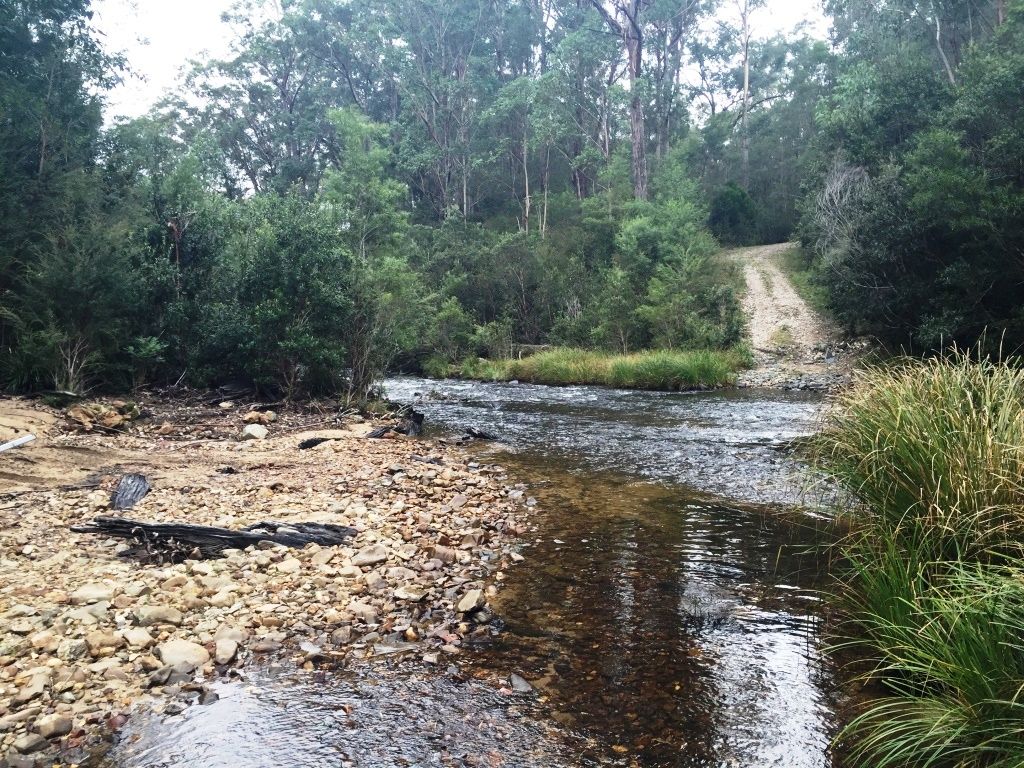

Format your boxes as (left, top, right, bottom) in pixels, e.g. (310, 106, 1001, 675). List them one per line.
(1, 0, 1021, 398)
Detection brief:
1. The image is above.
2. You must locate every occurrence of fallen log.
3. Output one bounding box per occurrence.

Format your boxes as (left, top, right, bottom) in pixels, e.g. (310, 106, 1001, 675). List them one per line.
(366, 409, 424, 439)
(71, 517, 356, 562)
(464, 427, 498, 441)
(298, 437, 335, 450)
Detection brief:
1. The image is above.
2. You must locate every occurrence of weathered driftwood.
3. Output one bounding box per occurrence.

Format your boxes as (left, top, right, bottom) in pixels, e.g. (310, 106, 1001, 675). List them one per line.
(110, 473, 150, 510)
(298, 437, 335, 450)
(0, 434, 36, 454)
(71, 517, 356, 561)
(366, 410, 425, 439)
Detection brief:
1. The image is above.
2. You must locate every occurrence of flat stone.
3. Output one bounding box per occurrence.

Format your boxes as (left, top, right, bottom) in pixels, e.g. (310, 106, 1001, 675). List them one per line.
(214, 639, 238, 665)
(70, 583, 114, 605)
(456, 589, 484, 613)
(12, 733, 47, 754)
(214, 626, 248, 643)
(394, 584, 427, 601)
(510, 673, 533, 693)
(35, 714, 73, 739)
(311, 549, 336, 566)
(351, 544, 388, 567)
(0, 707, 42, 731)
(29, 630, 58, 653)
(157, 640, 210, 670)
(121, 627, 154, 649)
(275, 558, 301, 574)
(347, 601, 378, 624)
(136, 605, 183, 626)
(363, 571, 387, 592)
(85, 631, 125, 655)
(14, 673, 49, 704)
(240, 424, 268, 440)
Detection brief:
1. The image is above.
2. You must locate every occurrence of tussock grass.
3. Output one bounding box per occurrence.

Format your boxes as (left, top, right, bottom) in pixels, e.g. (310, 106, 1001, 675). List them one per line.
(819, 354, 1024, 768)
(820, 355, 1024, 560)
(444, 347, 750, 390)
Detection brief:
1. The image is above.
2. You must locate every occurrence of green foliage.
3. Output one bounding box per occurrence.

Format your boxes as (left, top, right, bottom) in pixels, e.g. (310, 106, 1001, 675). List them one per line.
(708, 183, 760, 246)
(818, 355, 1024, 768)
(187, 194, 354, 397)
(800, 3, 1024, 351)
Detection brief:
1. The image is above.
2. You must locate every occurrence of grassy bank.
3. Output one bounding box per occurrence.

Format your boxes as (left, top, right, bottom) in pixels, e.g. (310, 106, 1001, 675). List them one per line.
(425, 347, 752, 390)
(779, 245, 831, 316)
(817, 355, 1024, 768)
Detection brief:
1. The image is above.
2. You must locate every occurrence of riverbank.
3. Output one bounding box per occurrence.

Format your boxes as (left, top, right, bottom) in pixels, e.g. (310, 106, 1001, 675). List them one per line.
(0, 395, 534, 766)
(426, 347, 752, 391)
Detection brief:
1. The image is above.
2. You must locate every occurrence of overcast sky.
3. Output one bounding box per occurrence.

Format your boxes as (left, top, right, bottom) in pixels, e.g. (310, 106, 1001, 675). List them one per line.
(92, 0, 830, 122)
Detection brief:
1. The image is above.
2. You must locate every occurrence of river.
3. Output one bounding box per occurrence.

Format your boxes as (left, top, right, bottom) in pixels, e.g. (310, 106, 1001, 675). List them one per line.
(106, 377, 841, 768)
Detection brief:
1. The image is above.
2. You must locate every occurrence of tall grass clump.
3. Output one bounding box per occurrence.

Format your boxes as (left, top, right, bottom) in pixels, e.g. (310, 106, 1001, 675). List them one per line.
(820, 355, 1024, 561)
(818, 354, 1024, 768)
(437, 347, 749, 390)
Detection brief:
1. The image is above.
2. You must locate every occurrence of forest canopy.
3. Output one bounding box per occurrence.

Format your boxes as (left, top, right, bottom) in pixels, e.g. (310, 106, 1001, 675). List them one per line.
(1, 0, 1021, 397)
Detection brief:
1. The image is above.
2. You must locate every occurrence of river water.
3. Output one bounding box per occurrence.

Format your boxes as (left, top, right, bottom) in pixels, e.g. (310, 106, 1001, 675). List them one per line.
(106, 378, 840, 768)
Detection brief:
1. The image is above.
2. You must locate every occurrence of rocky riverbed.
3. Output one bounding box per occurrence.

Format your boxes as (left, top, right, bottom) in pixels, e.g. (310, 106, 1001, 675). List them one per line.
(0, 396, 535, 767)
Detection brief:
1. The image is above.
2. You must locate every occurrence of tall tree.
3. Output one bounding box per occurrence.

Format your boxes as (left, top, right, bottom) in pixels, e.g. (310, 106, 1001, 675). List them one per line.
(591, 0, 650, 200)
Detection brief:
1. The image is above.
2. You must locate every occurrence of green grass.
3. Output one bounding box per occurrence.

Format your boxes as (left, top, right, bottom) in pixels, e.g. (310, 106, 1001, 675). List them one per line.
(818, 355, 1024, 561)
(779, 245, 831, 316)
(817, 354, 1024, 768)
(432, 346, 752, 391)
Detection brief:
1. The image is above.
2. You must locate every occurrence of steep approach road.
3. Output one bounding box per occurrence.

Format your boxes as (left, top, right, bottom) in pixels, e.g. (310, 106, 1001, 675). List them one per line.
(730, 242, 848, 389)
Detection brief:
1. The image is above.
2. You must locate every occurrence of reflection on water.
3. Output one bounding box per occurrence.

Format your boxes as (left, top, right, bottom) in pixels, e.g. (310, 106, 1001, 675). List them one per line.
(473, 466, 835, 767)
(106, 378, 840, 768)
(108, 663, 593, 768)
(387, 377, 839, 767)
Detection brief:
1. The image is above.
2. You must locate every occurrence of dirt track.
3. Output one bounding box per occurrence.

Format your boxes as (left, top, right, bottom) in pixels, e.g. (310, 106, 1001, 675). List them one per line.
(730, 243, 849, 390)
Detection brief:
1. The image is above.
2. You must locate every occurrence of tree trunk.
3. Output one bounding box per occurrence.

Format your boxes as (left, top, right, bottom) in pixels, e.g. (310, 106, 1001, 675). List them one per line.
(740, 0, 751, 190)
(625, 15, 648, 200)
(591, 0, 648, 200)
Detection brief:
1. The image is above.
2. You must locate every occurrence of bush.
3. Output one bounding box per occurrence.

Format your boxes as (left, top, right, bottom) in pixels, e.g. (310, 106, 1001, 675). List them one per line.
(818, 355, 1024, 561)
(708, 183, 760, 245)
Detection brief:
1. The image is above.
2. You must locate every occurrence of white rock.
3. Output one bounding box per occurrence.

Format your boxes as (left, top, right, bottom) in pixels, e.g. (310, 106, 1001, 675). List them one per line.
(275, 558, 301, 574)
(347, 601, 378, 624)
(35, 713, 73, 739)
(121, 627, 154, 649)
(157, 640, 210, 670)
(136, 605, 183, 626)
(394, 585, 427, 601)
(240, 424, 268, 441)
(456, 589, 484, 613)
(70, 583, 114, 605)
(214, 639, 238, 665)
(351, 544, 388, 566)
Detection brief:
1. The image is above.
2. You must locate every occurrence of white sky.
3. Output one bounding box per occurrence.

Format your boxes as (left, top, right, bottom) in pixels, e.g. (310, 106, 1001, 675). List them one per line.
(92, 0, 829, 122)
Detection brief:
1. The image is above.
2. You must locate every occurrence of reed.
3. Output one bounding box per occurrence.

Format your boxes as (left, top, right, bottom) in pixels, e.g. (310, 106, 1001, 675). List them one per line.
(441, 346, 750, 390)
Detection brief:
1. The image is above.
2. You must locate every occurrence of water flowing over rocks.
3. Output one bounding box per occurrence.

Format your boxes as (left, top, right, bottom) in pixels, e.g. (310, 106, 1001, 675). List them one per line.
(0, 395, 536, 766)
